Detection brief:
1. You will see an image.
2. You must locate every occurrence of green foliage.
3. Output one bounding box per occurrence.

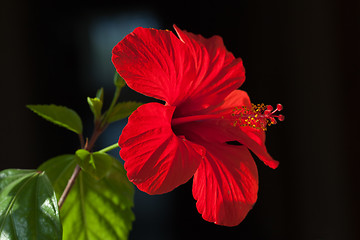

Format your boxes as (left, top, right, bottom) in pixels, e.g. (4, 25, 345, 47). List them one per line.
(38, 155, 135, 240)
(27, 104, 83, 134)
(38, 155, 76, 200)
(75, 150, 113, 180)
(107, 102, 142, 123)
(87, 97, 103, 121)
(0, 169, 62, 240)
(87, 88, 104, 121)
(21, 72, 137, 240)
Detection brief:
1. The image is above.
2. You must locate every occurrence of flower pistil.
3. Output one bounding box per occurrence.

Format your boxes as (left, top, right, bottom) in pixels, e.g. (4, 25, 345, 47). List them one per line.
(172, 103, 284, 132)
(229, 103, 285, 131)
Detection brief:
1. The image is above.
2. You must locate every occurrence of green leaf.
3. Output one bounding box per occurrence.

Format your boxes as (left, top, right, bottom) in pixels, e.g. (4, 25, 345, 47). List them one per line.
(107, 101, 142, 123)
(87, 97, 103, 120)
(39, 155, 135, 240)
(75, 149, 93, 168)
(0, 169, 62, 240)
(38, 155, 76, 200)
(91, 153, 114, 179)
(27, 104, 83, 134)
(75, 150, 112, 180)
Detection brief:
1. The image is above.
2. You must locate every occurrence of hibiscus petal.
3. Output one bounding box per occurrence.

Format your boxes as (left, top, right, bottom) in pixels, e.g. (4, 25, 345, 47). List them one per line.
(210, 90, 279, 169)
(119, 103, 204, 195)
(173, 25, 246, 116)
(112, 27, 196, 106)
(112, 26, 246, 115)
(212, 89, 253, 113)
(192, 143, 259, 226)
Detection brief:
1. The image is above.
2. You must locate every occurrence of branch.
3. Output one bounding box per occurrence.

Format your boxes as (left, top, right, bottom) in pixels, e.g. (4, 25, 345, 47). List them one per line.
(58, 165, 81, 210)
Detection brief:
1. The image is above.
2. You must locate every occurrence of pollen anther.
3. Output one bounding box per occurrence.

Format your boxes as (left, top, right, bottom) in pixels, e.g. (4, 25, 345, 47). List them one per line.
(229, 103, 284, 131)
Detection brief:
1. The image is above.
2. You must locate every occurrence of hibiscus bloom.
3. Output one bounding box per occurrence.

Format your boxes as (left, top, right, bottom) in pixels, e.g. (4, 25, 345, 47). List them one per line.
(112, 25, 283, 226)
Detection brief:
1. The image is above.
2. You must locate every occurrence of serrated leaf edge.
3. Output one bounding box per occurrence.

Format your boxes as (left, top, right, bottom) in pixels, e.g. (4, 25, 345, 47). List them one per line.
(27, 104, 83, 134)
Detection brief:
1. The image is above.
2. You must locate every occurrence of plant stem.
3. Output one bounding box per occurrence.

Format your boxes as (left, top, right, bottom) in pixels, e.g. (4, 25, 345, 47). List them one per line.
(57, 84, 121, 209)
(58, 119, 109, 209)
(86, 122, 106, 151)
(58, 124, 106, 209)
(58, 165, 81, 210)
(101, 86, 121, 127)
(78, 134, 85, 149)
(97, 142, 119, 153)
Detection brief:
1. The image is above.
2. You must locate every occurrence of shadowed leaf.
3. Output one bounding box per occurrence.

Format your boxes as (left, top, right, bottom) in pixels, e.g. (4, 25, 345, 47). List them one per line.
(0, 169, 62, 240)
(39, 154, 134, 240)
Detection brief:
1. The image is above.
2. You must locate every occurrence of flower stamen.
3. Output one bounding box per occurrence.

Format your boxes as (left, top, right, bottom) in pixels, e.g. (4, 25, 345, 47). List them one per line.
(230, 103, 284, 131)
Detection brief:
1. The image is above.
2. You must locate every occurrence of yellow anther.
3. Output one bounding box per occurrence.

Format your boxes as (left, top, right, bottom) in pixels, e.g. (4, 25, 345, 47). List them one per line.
(228, 102, 283, 132)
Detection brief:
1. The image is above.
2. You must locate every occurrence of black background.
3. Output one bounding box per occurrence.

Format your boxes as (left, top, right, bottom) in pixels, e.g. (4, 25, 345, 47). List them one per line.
(1, 0, 359, 239)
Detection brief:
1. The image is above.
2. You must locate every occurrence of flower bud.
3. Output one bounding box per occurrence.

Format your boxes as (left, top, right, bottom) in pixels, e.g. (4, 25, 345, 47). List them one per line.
(113, 72, 126, 88)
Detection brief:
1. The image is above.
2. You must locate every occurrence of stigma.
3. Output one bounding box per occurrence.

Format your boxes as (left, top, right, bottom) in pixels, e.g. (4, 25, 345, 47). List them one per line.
(228, 103, 285, 131)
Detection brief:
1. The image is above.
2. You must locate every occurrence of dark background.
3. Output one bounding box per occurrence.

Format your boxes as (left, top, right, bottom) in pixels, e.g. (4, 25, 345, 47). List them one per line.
(1, 0, 359, 239)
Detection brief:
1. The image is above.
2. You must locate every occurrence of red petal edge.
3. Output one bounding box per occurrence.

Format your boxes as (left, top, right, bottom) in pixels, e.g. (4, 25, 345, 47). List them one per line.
(119, 103, 205, 195)
(192, 143, 259, 226)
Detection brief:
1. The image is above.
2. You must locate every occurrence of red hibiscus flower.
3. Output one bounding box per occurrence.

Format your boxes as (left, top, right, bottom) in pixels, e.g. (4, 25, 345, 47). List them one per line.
(112, 25, 284, 226)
